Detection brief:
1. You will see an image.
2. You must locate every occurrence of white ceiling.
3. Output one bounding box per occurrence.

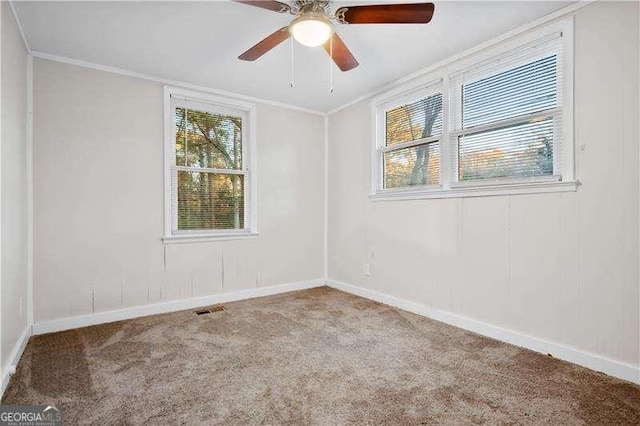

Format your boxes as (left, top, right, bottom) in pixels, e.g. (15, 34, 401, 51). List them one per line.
(13, 0, 572, 112)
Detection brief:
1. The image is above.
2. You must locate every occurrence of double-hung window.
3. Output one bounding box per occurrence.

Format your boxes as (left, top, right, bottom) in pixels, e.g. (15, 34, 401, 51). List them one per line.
(377, 88, 444, 190)
(373, 21, 575, 200)
(163, 88, 256, 243)
(450, 35, 564, 186)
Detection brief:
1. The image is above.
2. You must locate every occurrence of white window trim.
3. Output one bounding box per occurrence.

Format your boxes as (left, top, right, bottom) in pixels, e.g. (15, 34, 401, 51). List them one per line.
(373, 80, 444, 194)
(371, 18, 577, 201)
(162, 86, 258, 243)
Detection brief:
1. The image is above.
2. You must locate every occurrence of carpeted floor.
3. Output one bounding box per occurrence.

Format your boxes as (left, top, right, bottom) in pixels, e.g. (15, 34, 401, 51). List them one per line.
(3, 287, 639, 424)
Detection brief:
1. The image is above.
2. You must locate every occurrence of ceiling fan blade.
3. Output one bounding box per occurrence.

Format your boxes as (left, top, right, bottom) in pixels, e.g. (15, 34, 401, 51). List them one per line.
(239, 27, 290, 61)
(323, 33, 359, 72)
(335, 3, 435, 24)
(234, 0, 291, 14)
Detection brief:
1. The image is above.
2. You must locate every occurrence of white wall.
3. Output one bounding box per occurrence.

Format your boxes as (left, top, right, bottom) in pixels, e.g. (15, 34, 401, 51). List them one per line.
(33, 59, 324, 323)
(1, 1, 29, 373)
(328, 0, 639, 371)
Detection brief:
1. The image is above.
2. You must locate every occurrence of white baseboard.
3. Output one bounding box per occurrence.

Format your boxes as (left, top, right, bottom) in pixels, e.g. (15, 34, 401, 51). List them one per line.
(33, 279, 324, 336)
(327, 279, 640, 385)
(1, 325, 32, 399)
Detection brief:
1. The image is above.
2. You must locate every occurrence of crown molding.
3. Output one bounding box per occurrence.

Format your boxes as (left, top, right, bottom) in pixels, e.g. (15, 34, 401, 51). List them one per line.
(7, 0, 31, 54)
(30, 51, 328, 116)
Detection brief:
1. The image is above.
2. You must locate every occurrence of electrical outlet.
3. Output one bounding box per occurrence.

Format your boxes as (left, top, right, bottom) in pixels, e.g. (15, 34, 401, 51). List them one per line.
(363, 262, 370, 276)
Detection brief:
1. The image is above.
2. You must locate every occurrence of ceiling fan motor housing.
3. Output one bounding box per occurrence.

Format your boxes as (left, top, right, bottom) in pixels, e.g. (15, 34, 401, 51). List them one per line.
(292, 0, 331, 15)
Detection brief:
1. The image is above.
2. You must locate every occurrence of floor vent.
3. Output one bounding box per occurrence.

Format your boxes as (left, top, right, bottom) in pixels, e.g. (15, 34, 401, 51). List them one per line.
(194, 306, 226, 316)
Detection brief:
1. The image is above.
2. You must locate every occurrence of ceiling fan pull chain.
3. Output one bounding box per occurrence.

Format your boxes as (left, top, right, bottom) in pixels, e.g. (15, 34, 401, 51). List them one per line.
(290, 37, 295, 89)
(328, 35, 334, 94)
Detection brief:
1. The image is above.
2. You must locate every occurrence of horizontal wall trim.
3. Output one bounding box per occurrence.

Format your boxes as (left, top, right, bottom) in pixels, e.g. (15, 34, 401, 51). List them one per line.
(33, 279, 324, 336)
(326, 279, 640, 385)
(29, 51, 327, 117)
(1, 326, 32, 399)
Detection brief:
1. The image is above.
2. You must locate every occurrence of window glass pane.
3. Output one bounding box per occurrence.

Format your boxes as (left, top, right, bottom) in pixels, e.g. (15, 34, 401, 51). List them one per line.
(458, 118, 554, 181)
(386, 93, 442, 146)
(174, 107, 242, 169)
(384, 143, 440, 189)
(177, 171, 244, 230)
(463, 55, 557, 128)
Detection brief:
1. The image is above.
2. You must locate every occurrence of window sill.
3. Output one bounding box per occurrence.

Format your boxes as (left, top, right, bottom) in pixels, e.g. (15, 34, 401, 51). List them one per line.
(162, 232, 259, 244)
(371, 180, 579, 202)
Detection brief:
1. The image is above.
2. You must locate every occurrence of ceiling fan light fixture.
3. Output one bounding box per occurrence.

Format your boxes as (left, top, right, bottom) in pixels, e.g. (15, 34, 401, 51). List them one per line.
(289, 15, 334, 47)
(236, 0, 436, 71)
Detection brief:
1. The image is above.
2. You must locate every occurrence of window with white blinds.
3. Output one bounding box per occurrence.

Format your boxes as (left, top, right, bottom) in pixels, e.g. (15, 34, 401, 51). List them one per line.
(381, 92, 443, 189)
(451, 36, 563, 185)
(373, 23, 575, 200)
(164, 89, 256, 242)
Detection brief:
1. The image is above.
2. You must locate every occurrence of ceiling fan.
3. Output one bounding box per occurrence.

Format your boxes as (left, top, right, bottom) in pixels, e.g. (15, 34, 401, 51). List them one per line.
(234, 0, 435, 72)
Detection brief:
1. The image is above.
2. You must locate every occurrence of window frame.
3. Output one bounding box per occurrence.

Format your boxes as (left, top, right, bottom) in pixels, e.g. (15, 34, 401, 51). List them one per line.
(162, 86, 258, 243)
(374, 82, 445, 194)
(371, 18, 577, 201)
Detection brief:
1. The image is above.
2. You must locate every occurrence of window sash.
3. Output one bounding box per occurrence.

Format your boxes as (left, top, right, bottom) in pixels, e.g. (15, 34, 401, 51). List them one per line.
(175, 165, 247, 175)
(450, 108, 559, 139)
(169, 95, 251, 235)
(173, 105, 247, 171)
(449, 108, 561, 182)
(172, 169, 248, 233)
(379, 139, 441, 191)
(379, 134, 440, 153)
(448, 32, 562, 91)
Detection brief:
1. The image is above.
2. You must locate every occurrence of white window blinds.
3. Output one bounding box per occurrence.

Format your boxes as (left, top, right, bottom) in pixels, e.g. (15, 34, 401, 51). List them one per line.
(450, 35, 563, 184)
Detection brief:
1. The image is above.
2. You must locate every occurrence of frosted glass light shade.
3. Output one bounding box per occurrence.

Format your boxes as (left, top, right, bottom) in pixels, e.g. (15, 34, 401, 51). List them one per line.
(290, 16, 333, 47)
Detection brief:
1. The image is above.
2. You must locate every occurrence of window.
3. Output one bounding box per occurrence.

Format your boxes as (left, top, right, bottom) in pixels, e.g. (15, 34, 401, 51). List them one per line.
(381, 92, 443, 189)
(451, 42, 562, 185)
(373, 21, 576, 200)
(163, 88, 256, 243)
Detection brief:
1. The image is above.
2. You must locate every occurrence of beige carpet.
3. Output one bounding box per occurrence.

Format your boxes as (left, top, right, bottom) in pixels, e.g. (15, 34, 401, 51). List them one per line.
(3, 287, 639, 424)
